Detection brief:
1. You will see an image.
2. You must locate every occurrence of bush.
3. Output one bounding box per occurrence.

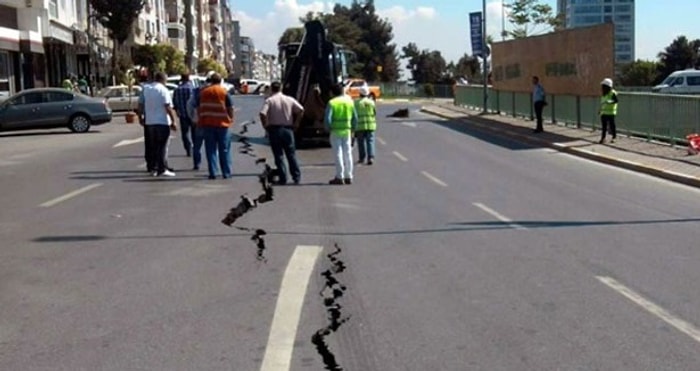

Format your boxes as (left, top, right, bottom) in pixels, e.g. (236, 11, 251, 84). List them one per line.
(197, 58, 227, 76)
(423, 83, 435, 97)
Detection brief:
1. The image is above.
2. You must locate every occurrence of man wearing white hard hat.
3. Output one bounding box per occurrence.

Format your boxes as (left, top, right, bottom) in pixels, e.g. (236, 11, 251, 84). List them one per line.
(354, 85, 377, 165)
(599, 78, 618, 144)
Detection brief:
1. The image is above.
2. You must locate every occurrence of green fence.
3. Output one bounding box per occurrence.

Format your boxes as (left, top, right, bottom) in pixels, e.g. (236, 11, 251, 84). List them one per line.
(375, 82, 454, 98)
(454, 85, 700, 143)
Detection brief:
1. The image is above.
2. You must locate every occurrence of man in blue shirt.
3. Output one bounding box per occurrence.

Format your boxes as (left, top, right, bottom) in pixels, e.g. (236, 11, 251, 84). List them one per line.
(532, 76, 546, 133)
(172, 73, 195, 157)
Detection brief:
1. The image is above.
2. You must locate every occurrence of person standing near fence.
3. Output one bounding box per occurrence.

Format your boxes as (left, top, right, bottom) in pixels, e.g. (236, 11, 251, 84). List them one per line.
(599, 78, 618, 144)
(532, 76, 546, 133)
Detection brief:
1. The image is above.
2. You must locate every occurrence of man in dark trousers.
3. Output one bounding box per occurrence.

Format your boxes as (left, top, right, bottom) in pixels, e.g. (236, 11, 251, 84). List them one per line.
(138, 72, 178, 177)
(599, 78, 618, 144)
(532, 76, 546, 133)
(172, 72, 195, 157)
(259, 81, 304, 185)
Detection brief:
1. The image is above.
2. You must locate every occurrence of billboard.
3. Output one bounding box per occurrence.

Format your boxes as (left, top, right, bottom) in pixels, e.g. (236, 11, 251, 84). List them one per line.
(491, 23, 615, 97)
(469, 12, 483, 57)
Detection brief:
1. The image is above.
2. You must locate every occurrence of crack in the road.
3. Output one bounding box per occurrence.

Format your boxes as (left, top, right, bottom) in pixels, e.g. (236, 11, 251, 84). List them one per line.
(221, 120, 277, 261)
(312, 243, 351, 370)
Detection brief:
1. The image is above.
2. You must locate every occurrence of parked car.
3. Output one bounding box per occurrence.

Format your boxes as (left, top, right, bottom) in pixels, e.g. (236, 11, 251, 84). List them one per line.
(344, 78, 381, 100)
(99, 85, 142, 111)
(652, 69, 700, 94)
(0, 88, 112, 133)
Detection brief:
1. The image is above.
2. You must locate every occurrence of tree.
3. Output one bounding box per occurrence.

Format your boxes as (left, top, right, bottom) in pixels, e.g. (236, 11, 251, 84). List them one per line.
(132, 44, 187, 76)
(451, 53, 482, 81)
(278, 27, 304, 46)
(618, 60, 661, 86)
(298, 0, 400, 81)
(657, 36, 700, 79)
(401, 43, 448, 84)
(197, 58, 227, 76)
(89, 0, 146, 77)
(504, 0, 561, 39)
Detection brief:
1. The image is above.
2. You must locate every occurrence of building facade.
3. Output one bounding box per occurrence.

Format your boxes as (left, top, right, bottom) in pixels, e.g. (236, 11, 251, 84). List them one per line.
(239, 36, 254, 79)
(230, 19, 242, 78)
(165, 0, 186, 51)
(557, 0, 635, 65)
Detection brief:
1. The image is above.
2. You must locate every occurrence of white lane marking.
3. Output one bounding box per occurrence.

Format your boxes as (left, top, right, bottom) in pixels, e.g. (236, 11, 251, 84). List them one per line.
(137, 162, 147, 169)
(473, 202, 526, 230)
(400, 121, 417, 127)
(259, 245, 323, 371)
(392, 151, 408, 162)
(420, 170, 448, 187)
(597, 276, 700, 344)
(113, 137, 144, 148)
(376, 136, 387, 145)
(39, 183, 103, 208)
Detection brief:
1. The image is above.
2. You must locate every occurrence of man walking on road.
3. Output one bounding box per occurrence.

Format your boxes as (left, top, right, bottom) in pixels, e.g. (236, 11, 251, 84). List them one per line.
(325, 83, 357, 185)
(532, 76, 546, 133)
(172, 72, 195, 157)
(259, 81, 304, 185)
(354, 85, 377, 165)
(195, 72, 234, 179)
(599, 78, 618, 144)
(186, 71, 214, 170)
(138, 72, 178, 177)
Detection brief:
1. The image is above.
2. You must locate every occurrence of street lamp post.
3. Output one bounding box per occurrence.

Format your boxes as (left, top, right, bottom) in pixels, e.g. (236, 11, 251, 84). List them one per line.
(482, 0, 488, 114)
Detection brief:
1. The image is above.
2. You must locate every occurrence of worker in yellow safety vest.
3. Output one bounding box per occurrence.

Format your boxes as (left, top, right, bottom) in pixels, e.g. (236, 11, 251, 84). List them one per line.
(599, 78, 618, 144)
(354, 85, 377, 165)
(324, 83, 358, 185)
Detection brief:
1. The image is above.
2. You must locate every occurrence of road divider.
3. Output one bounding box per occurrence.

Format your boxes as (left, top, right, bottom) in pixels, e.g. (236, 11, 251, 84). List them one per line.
(39, 183, 103, 208)
(421, 170, 448, 187)
(597, 276, 700, 344)
(473, 202, 526, 230)
(392, 151, 408, 162)
(259, 245, 323, 371)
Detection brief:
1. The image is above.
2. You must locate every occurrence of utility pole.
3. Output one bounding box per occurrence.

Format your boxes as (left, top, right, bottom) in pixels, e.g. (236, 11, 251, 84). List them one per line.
(482, 0, 488, 114)
(184, 0, 194, 71)
(86, 1, 94, 96)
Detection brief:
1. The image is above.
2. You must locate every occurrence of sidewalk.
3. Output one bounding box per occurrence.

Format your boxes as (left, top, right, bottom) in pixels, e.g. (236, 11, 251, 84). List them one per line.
(421, 103, 700, 188)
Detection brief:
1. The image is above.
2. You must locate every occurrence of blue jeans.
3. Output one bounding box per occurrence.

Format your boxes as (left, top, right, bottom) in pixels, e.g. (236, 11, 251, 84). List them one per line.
(192, 126, 205, 169)
(267, 126, 301, 183)
(355, 130, 375, 161)
(330, 133, 353, 179)
(179, 115, 194, 155)
(202, 126, 232, 178)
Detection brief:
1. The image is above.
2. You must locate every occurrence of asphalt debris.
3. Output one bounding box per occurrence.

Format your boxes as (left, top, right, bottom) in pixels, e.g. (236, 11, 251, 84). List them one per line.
(387, 108, 410, 118)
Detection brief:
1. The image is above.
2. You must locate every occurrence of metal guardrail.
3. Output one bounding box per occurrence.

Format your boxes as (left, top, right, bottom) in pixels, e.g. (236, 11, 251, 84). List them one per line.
(454, 85, 700, 143)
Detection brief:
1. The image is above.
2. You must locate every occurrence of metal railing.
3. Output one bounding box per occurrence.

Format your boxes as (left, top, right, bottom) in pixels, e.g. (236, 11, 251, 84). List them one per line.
(454, 85, 700, 143)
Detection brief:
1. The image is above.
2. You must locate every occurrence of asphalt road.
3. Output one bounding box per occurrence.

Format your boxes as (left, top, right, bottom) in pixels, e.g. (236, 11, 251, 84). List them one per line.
(2, 94, 700, 370)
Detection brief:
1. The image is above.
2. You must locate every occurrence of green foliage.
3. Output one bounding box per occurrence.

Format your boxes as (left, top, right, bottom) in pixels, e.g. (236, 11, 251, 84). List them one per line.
(504, 0, 561, 38)
(657, 36, 700, 79)
(132, 44, 187, 76)
(89, 0, 145, 76)
(450, 53, 482, 81)
(197, 58, 227, 76)
(422, 83, 435, 97)
(295, 0, 400, 81)
(618, 60, 662, 86)
(401, 42, 449, 84)
(278, 27, 304, 45)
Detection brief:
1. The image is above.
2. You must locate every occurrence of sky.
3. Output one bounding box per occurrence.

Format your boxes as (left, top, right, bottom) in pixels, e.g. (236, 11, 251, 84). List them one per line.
(231, 0, 700, 67)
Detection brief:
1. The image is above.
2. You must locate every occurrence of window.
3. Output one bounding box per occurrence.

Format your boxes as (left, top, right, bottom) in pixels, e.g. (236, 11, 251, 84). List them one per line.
(0, 51, 12, 97)
(108, 88, 125, 98)
(671, 77, 685, 86)
(687, 76, 700, 86)
(13, 93, 44, 105)
(615, 5, 631, 12)
(45, 92, 73, 102)
(604, 5, 612, 12)
(615, 14, 631, 22)
(49, 0, 58, 18)
(574, 5, 601, 14)
(350, 80, 365, 87)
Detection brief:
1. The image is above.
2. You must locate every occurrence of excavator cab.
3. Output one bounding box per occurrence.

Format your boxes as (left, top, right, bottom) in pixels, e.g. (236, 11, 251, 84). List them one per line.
(279, 20, 355, 145)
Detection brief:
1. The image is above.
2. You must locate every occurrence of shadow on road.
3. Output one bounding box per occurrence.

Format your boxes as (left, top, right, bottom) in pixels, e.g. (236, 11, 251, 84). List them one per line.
(0, 130, 101, 138)
(31, 217, 700, 243)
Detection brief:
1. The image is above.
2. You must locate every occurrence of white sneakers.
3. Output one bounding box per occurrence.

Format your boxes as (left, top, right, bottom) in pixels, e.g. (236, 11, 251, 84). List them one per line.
(152, 170, 176, 177)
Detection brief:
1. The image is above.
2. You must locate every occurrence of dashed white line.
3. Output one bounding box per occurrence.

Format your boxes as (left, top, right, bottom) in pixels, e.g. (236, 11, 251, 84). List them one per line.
(376, 136, 387, 145)
(259, 245, 323, 371)
(473, 202, 526, 230)
(597, 276, 700, 344)
(421, 171, 448, 187)
(400, 121, 417, 127)
(392, 151, 408, 162)
(39, 183, 103, 208)
(113, 137, 144, 148)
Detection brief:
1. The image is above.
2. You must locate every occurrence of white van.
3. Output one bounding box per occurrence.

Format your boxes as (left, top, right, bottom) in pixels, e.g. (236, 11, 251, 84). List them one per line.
(652, 69, 700, 94)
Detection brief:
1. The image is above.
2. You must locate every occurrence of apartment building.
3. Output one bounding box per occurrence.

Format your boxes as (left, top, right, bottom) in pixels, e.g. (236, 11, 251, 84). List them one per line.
(195, 0, 211, 63)
(240, 36, 254, 79)
(557, 0, 635, 65)
(75, 0, 114, 90)
(166, 0, 186, 51)
(230, 19, 242, 78)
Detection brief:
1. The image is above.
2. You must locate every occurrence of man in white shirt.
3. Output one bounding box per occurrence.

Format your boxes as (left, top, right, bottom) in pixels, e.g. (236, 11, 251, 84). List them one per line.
(138, 72, 178, 177)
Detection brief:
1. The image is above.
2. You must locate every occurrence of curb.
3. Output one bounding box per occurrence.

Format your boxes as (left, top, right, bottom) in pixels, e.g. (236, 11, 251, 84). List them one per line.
(420, 107, 700, 189)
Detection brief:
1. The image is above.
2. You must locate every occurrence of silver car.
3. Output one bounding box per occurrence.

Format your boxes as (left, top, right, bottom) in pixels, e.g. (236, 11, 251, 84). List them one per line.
(0, 88, 112, 133)
(100, 85, 142, 111)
